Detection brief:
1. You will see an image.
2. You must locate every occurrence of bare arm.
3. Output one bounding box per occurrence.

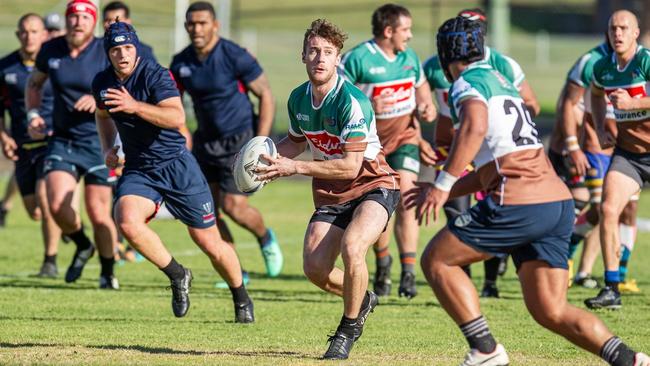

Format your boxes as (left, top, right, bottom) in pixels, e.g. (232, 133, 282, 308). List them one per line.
(591, 83, 615, 148)
(257, 147, 364, 181)
(247, 73, 275, 137)
(414, 80, 437, 123)
(275, 136, 307, 160)
(103, 87, 185, 130)
(449, 171, 483, 199)
(443, 99, 488, 177)
(519, 80, 541, 117)
(25, 69, 47, 112)
(95, 108, 118, 154)
(560, 81, 590, 176)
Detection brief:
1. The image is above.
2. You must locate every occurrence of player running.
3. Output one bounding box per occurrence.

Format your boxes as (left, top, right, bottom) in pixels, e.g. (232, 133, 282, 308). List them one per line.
(255, 19, 399, 359)
(26, 0, 119, 288)
(0, 14, 61, 276)
(408, 16, 649, 366)
(93, 21, 254, 322)
(585, 10, 650, 309)
(339, 4, 436, 298)
(170, 1, 282, 280)
(422, 7, 540, 298)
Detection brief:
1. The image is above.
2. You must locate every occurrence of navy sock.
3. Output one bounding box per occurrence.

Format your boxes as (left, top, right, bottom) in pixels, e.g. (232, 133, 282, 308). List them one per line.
(161, 258, 185, 281)
(605, 270, 620, 292)
(44, 254, 57, 265)
(460, 316, 497, 353)
(600, 336, 636, 366)
(68, 228, 92, 250)
(100, 256, 114, 277)
(229, 284, 251, 305)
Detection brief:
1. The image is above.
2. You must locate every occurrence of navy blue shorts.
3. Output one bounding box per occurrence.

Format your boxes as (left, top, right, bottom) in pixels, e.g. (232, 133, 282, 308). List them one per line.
(193, 128, 254, 195)
(43, 137, 115, 186)
(15, 143, 48, 196)
(448, 196, 575, 270)
(116, 152, 216, 229)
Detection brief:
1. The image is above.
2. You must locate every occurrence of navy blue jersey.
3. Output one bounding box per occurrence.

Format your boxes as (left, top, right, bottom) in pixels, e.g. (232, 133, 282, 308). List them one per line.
(139, 42, 157, 63)
(170, 38, 263, 140)
(35, 36, 109, 142)
(0, 51, 54, 145)
(92, 58, 185, 171)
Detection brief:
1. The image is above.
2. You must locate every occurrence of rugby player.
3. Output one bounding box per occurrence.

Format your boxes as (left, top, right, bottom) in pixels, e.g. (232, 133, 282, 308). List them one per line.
(26, 0, 119, 288)
(101, 1, 156, 62)
(44, 13, 65, 39)
(586, 10, 650, 309)
(408, 16, 648, 366)
(0, 14, 60, 276)
(93, 21, 254, 322)
(339, 3, 436, 298)
(255, 19, 399, 359)
(170, 2, 282, 280)
(422, 7, 540, 298)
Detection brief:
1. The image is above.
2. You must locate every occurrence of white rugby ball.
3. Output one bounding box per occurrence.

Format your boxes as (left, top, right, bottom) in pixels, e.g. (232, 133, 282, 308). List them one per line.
(233, 136, 278, 193)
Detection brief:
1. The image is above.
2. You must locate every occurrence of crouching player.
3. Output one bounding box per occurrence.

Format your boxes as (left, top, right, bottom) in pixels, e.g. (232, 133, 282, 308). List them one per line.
(93, 22, 253, 322)
(255, 19, 400, 360)
(408, 17, 648, 366)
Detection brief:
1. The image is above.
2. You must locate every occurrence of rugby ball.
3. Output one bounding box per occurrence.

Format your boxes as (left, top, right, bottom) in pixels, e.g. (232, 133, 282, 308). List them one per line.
(233, 136, 278, 193)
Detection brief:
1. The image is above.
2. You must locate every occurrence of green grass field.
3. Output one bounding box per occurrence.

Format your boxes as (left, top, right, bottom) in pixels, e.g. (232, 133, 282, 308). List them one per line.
(0, 178, 649, 365)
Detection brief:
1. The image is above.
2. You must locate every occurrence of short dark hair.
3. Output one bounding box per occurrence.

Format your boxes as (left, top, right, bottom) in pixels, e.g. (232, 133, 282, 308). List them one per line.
(371, 4, 411, 38)
(302, 19, 348, 54)
(186, 1, 216, 20)
(103, 1, 130, 19)
(17, 13, 44, 30)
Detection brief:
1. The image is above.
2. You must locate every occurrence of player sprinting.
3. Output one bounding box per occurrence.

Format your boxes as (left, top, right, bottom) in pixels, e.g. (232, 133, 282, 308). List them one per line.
(408, 16, 649, 366)
(93, 21, 254, 322)
(339, 4, 436, 298)
(0, 14, 61, 277)
(585, 10, 650, 309)
(255, 19, 399, 360)
(170, 2, 282, 281)
(26, 0, 119, 288)
(422, 7, 540, 298)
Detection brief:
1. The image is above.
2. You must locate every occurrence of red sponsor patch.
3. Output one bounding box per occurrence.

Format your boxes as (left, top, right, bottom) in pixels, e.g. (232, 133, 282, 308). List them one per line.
(202, 212, 215, 223)
(304, 131, 342, 155)
(372, 81, 414, 103)
(605, 85, 647, 98)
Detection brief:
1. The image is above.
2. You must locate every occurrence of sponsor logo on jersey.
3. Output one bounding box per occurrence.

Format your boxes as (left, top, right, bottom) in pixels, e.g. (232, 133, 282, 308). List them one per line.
(369, 66, 386, 75)
(325, 116, 336, 126)
(605, 85, 647, 99)
(602, 73, 614, 81)
(4, 73, 17, 85)
(304, 131, 343, 155)
(402, 65, 414, 71)
(345, 119, 365, 131)
(614, 110, 648, 120)
(179, 66, 191, 78)
(99, 90, 108, 100)
(296, 113, 310, 122)
(48, 58, 61, 70)
(372, 80, 414, 103)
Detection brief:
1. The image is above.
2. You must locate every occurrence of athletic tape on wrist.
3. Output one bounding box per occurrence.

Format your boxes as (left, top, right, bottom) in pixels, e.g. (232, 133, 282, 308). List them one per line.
(434, 170, 458, 192)
(27, 109, 40, 121)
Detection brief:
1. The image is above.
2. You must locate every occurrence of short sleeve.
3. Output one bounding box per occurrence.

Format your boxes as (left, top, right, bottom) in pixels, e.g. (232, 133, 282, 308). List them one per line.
(591, 57, 607, 89)
(449, 76, 488, 123)
(567, 53, 593, 88)
(641, 48, 650, 81)
(168, 57, 185, 94)
(232, 45, 263, 84)
(287, 97, 306, 142)
(496, 54, 525, 88)
(339, 95, 370, 152)
(149, 67, 180, 104)
(411, 49, 425, 87)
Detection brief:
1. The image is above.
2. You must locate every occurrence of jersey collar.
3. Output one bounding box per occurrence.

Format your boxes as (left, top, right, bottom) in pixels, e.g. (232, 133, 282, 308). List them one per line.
(307, 74, 343, 110)
(370, 40, 398, 63)
(611, 44, 642, 72)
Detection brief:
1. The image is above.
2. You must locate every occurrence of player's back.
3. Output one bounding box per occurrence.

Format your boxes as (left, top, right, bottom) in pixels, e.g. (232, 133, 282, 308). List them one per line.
(449, 62, 571, 205)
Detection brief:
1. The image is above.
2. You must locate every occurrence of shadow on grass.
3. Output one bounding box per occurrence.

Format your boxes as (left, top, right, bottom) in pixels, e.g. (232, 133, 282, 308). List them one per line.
(0, 342, 312, 359)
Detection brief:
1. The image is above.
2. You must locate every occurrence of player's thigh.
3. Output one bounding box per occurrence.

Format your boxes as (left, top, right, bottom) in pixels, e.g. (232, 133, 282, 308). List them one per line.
(343, 199, 390, 250)
(45, 170, 78, 208)
(114, 194, 158, 225)
(303, 221, 344, 273)
(601, 170, 641, 217)
(518, 260, 568, 320)
(422, 227, 492, 269)
(84, 184, 114, 222)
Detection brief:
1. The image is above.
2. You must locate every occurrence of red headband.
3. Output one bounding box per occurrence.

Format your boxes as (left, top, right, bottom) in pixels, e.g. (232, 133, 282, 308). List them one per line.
(459, 11, 487, 22)
(66, 0, 98, 23)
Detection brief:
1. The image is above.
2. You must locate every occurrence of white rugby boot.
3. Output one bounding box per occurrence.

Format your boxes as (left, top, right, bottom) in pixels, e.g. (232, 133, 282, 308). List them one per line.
(460, 344, 509, 366)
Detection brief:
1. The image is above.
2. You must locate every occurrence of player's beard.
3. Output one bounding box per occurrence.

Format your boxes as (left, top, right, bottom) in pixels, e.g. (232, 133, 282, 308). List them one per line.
(68, 29, 93, 48)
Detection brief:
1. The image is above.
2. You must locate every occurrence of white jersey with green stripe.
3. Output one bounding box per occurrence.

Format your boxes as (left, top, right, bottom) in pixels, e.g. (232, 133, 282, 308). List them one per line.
(287, 75, 398, 207)
(592, 45, 650, 153)
(448, 61, 570, 205)
(566, 42, 612, 115)
(423, 46, 525, 118)
(339, 40, 424, 120)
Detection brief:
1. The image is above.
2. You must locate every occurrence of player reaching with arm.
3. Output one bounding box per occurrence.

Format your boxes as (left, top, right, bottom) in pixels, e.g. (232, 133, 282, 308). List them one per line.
(93, 21, 254, 322)
(407, 16, 648, 366)
(256, 19, 400, 360)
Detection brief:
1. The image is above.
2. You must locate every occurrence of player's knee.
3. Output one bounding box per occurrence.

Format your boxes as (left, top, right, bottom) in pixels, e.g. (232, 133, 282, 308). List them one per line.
(29, 207, 42, 221)
(117, 220, 142, 242)
(529, 303, 565, 330)
(340, 242, 365, 266)
(303, 259, 328, 285)
(599, 200, 619, 222)
(221, 195, 245, 217)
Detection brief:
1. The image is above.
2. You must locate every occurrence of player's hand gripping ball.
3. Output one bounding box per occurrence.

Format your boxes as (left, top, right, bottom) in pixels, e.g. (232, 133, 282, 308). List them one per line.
(233, 136, 278, 193)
